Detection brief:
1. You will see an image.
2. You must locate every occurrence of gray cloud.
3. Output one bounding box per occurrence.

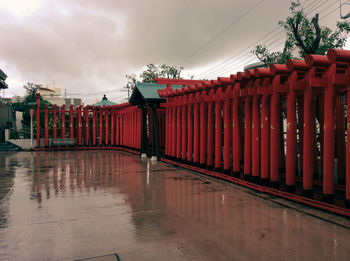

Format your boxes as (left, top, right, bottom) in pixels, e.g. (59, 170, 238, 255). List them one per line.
(0, 0, 344, 103)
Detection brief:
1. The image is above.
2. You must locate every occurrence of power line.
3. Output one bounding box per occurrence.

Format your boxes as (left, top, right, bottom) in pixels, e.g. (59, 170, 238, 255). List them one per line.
(206, 37, 286, 78)
(196, 0, 342, 79)
(199, 29, 285, 78)
(198, 0, 337, 78)
(195, 0, 322, 78)
(182, 0, 267, 64)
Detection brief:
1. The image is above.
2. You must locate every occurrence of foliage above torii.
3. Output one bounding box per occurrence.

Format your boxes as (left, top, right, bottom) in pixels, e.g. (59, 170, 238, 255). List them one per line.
(124, 64, 184, 98)
(252, 0, 350, 67)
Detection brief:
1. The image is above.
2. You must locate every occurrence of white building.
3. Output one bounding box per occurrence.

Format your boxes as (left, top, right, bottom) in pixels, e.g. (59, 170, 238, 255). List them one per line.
(38, 86, 65, 106)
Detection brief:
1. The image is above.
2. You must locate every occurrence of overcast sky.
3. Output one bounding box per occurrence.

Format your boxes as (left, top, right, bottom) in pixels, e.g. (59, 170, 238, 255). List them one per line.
(0, 0, 347, 104)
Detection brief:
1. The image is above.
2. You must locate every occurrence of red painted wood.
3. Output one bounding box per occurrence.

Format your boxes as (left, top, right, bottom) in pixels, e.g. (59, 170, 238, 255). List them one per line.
(232, 97, 240, 173)
(193, 102, 200, 163)
(252, 95, 260, 178)
(53, 105, 57, 139)
(223, 99, 231, 171)
(61, 105, 66, 139)
(182, 105, 187, 160)
(270, 92, 280, 183)
(69, 105, 74, 139)
(200, 101, 207, 165)
(44, 104, 49, 147)
(260, 95, 270, 180)
(215, 101, 222, 169)
(187, 103, 193, 162)
(207, 101, 214, 167)
(244, 96, 252, 176)
(286, 89, 297, 186)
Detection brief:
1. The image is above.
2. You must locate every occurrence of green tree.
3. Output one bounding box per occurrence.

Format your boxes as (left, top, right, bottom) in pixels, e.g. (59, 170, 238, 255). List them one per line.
(140, 63, 160, 83)
(126, 64, 184, 88)
(123, 74, 137, 99)
(12, 82, 51, 136)
(252, 0, 350, 66)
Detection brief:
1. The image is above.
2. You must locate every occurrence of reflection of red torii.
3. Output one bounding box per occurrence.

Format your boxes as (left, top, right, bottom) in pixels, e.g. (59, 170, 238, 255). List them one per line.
(154, 78, 206, 89)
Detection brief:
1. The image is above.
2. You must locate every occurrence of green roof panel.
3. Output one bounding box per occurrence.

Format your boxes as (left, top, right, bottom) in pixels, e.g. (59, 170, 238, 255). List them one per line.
(128, 82, 186, 105)
(91, 95, 117, 106)
(129, 82, 165, 105)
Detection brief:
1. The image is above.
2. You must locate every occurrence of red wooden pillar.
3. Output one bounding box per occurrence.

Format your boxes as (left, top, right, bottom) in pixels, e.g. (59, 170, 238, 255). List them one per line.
(132, 109, 135, 148)
(111, 109, 115, 146)
(171, 105, 176, 157)
(119, 113, 123, 146)
(135, 109, 138, 148)
(323, 67, 335, 200)
(336, 97, 346, 183)
(326, 49, 350, 205)
(138, 109, 141, 149)
(84, 106, 89, 146)
(130, 110, 133, 148)
(182, 104, 187, 160)
(270, 86, 280, 187)
(69, 105, 74, 139)
(269, 65, 293, 188)
(193, 98, 200, 164)
(231, 80, 241, 176)
(165, 104, 170, 155)
(200, 95, 207, 166)
(176, 102, 182, 159)
(61, 105, 66, 138)
(297, 96, 304, 178)
(244, 95, 252, 178)
(251, 93, 260, 181)
(99, 108, 103, 146)
(105, 108, 109, 146)
(207, 91, 214, 168)
(168, 103, 172, 156)
(53, 104, 57, 139)
(187, 101, 193, 162)
(125, 111, 128, 147)
(92, 106, 97, 146)
(116, 111, 120, 146)
(255, 68, 272, 184)
(347, 89, 350, 206)
(285, 60, 307, 192)
(223, 97, 231, 172)
(286, 88, 297, 190)
(260, 94, 270, 183)
(214, 98, 222, 170)
(44, 104, 49, 147)
(36, 93, 41, 147)
(302, 76, 315, 194)
(76, 106, 82, 146)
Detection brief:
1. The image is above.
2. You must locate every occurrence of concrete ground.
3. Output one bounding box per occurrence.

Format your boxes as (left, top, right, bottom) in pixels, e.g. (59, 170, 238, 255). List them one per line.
(1, 151, 350, 261)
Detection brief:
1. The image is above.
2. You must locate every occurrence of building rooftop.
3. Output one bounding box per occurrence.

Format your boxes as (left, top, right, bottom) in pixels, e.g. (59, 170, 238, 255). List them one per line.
(129, 82, 182, 106)
(91, 94, 117, 106)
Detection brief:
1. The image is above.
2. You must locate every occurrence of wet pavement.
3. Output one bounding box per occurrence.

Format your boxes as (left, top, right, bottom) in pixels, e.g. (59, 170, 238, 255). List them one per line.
(1, 151, 350, 261)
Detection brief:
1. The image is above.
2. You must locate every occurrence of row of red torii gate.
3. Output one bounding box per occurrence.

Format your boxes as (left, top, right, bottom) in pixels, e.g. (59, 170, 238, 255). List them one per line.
(35, 49, 350, 217)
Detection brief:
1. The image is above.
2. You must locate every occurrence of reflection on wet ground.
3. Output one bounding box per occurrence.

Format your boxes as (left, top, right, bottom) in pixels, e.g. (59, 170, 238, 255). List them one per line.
(0, 151, 350, 261)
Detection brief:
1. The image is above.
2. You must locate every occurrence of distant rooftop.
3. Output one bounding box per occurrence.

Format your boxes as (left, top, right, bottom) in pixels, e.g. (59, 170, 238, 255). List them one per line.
(91, 94, 117, 106)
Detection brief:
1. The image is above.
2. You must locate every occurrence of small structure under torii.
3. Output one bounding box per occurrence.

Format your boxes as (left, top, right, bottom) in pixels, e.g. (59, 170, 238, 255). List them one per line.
(128, 78, 204, 160)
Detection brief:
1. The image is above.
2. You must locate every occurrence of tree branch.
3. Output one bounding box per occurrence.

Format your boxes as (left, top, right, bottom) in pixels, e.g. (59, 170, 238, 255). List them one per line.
(291, 19, 308, 54)
(254, 52, 268, 67)
(311, 13, 321, 53)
